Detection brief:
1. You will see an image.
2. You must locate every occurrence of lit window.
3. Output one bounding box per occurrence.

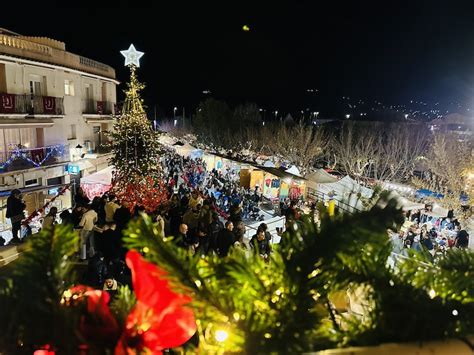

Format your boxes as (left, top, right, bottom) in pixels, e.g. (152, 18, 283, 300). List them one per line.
(64, 80, 75, 96)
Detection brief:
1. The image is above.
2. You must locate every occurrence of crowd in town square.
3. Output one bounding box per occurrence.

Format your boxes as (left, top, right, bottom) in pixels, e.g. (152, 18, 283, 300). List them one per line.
(3, 150, 281, 292)
(388, 209, 470, 261)
(2, 149, 470, 293)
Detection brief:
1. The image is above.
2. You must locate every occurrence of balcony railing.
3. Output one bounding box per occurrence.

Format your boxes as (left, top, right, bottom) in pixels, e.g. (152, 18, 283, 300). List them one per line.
(0, 93, 64, 115)
(82, 99, 115, 115)
(0, 144, 70, 172)
(0, 33, 116, 79)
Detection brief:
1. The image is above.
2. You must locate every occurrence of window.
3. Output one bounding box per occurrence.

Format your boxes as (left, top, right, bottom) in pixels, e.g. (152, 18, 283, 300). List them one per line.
(64, 80, 75, 96)
(24, 178, 40, 187)
(47, 177, 62, 186)
(29, 74, 45, 96)
(68, 124, 77, 140)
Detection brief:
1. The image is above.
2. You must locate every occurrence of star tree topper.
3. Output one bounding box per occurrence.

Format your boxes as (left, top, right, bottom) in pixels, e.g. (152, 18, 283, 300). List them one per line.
(120, 44, 144, 67)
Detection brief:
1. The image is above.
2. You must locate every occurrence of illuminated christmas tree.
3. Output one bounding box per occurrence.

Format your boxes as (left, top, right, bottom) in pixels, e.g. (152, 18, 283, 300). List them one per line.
(110, 44, 168, 213)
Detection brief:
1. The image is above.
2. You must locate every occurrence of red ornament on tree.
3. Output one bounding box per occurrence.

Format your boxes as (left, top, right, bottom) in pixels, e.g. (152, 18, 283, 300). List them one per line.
(115, 250, 196, 354)
(63, 285, 120, 347)
(113, 175, 168, 214)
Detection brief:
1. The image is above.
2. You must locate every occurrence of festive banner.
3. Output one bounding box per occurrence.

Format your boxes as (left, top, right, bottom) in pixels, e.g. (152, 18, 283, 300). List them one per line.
(0, 93, 16, 113)
(43, 96, 56, 114)
(22, 185, 70, 226)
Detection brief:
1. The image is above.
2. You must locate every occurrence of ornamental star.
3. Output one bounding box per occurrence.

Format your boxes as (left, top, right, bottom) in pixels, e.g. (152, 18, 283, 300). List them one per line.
(120, 44, 144, 67)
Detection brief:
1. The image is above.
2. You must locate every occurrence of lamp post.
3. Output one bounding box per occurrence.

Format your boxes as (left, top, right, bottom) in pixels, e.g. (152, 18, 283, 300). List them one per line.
(173, 107, 178, 127)
(259, 108, 266, 126)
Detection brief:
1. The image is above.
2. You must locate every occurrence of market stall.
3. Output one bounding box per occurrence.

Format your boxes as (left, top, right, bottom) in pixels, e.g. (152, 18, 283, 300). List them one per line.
(246, 165, 306, 201)
(313, 175, 374, 212)
(174, 142, 202, 159)
(388, 191, 426, 211)
(80, 166, 114, 199)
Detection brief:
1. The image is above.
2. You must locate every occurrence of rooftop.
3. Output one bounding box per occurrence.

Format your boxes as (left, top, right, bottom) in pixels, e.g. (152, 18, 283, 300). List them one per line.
(0, 28, 116, 80)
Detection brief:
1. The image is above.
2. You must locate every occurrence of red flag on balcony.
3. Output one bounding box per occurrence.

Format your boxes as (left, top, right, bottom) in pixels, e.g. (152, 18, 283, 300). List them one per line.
(0, 93, 15, 113)
(43, 96, 56, 114)
(97, 101, 105, 114)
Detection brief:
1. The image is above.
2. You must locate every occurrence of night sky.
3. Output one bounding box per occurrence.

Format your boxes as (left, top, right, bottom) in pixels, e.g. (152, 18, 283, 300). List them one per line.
(2, 1, 474, 119)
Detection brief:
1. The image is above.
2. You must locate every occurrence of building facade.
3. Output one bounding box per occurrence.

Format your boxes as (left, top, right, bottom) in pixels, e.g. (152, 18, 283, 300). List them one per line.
(0, 28, 118, 241)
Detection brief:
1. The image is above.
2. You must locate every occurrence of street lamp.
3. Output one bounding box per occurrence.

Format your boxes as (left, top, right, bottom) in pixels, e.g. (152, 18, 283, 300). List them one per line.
(173, 107, 177, 119)
(274, 110, 278, 119)
(259, 108, 266, 125)
(345, 114, 351, 119)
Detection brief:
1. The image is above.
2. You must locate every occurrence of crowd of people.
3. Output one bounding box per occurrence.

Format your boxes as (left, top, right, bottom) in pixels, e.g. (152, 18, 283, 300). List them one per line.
(389, 209, 470, 261)
(2, 149, 471, 293)
(2, 151, 274, 292)
(161, 152, 268, 221)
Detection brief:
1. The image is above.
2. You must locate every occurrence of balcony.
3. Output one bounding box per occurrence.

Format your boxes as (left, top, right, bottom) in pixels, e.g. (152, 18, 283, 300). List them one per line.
(0, 93, 64, 116)
(0, 144, 70, 173)
(82, 99, 116, 115)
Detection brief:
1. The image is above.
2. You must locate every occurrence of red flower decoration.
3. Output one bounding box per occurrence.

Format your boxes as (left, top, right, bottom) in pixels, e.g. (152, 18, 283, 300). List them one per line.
(115, 250, 196, 354)
(64, 285, 120, 346)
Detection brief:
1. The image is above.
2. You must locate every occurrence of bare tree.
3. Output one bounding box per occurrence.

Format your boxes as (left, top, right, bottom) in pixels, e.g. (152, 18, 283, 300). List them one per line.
(332, 122, 427, 182)
(414, 133, 473, 214)
(331, 122, 378, 179)
(263, 123, 328, 175)
(370, 124, 428, 182)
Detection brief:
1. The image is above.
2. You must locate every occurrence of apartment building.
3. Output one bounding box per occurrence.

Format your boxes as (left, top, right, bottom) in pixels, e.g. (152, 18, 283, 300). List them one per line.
(0, 27, 118, 240)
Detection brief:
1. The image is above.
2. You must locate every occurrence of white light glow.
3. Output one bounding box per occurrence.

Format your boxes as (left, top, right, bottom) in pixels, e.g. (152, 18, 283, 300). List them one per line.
(215, 330, 229, 342)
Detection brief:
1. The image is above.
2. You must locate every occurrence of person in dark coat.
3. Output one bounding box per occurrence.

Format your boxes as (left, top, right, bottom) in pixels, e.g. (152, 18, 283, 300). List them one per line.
(228, 202, 242, 225)
(6, 189, 26, 244)
(99, 222, 121, 262)
(59, 209, 73, 226)
(195, 223, 210, 255)
(208, 212, 224, 253)
(217, 221, 235, 257)
(74, 188, 90, 207)
(84, 252, 108, 288)
(250, 228, 272, 260)
(455, 230, 469, 249)
(258, 222, 273, 242)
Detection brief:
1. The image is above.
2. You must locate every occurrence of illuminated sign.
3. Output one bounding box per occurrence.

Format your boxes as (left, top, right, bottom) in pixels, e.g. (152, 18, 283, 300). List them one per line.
(48, 188, 59, 195)
(66, 164, 80, 174)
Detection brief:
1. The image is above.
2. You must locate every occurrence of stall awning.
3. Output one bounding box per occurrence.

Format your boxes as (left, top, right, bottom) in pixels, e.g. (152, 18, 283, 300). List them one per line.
(253, 165, 307, 182)
(80, 166, 114, 199)
(80, 166, 114, 185)
(387, 191, 425, 211)
(305, 169, 338, 185)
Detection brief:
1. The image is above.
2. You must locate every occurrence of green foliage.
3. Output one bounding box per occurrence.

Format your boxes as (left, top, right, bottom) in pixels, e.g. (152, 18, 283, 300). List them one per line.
(0, 225, 80, 354)
(122, 197, 474, 353)
(110, 285, 137, 327)
(1, 196, 473, 353)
